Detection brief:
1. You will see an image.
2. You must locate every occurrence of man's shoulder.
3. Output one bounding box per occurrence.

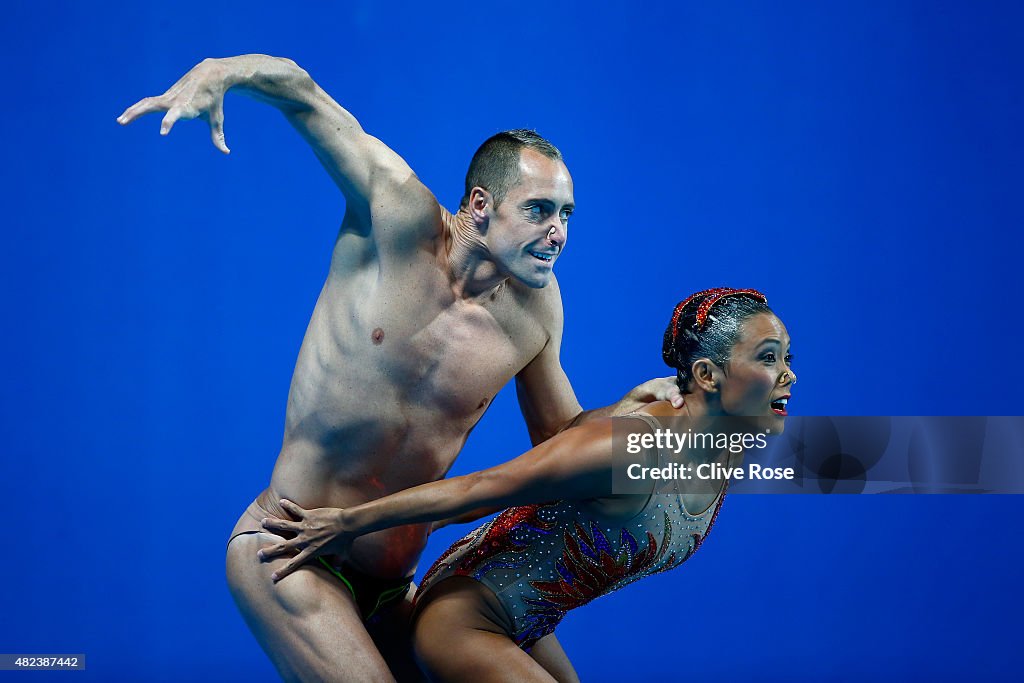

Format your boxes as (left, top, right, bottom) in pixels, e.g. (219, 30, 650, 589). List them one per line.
(367, 179, 447, 253)
(508, 274, 564, 331)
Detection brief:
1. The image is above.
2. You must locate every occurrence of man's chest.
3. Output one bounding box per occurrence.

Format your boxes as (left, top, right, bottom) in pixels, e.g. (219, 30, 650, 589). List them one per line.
(324, 250, 551, 417)
(386, 295, 547, 414)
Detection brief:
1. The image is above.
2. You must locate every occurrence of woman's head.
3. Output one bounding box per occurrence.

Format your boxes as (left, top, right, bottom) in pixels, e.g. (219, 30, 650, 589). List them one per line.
(662, 288, 796, 430)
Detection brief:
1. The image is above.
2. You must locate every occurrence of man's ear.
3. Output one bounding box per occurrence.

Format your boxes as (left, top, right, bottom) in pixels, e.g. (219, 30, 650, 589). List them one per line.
(469, 187, 492, 229)
(692, 359, 720, 393)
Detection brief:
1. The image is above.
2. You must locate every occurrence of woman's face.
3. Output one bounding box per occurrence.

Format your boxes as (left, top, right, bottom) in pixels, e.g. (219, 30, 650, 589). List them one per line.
(717, 313, 796, 433)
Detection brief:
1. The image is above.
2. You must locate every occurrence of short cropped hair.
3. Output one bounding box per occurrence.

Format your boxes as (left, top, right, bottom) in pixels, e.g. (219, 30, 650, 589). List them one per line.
(460, 130, 563, 209)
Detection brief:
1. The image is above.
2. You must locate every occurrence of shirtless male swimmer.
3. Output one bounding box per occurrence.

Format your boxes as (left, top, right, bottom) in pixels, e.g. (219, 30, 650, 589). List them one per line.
(118, 55, 682, 682)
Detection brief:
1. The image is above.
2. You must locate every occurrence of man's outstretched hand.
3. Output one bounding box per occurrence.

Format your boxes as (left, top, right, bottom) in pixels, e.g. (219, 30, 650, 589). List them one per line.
(257, 499, 355, 582)
(117, 58, 231, 154)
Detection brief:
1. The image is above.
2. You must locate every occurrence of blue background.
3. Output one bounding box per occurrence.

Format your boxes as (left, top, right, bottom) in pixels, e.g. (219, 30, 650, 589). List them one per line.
(3, 1, 1022, 680)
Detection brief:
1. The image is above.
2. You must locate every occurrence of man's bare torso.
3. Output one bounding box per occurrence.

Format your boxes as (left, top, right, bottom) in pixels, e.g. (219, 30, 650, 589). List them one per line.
(248, 181, 556, 578)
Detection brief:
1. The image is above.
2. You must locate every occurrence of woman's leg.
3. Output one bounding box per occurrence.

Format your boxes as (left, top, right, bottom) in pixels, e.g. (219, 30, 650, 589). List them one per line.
(412, 577, 558, 683)
(529, 635, 580, 683)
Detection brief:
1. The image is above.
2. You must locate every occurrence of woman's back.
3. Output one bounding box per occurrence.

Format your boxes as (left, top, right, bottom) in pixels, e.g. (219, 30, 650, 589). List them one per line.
(417, 444, 727, 650)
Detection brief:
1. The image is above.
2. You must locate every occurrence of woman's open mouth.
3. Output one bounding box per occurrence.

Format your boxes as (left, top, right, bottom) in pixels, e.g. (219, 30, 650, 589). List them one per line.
(770, 395, 790, 416)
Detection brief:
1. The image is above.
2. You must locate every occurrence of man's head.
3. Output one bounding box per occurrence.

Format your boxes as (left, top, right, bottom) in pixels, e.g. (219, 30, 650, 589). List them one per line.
(462, 130, 574, 288)
(460, 130, 564, 210)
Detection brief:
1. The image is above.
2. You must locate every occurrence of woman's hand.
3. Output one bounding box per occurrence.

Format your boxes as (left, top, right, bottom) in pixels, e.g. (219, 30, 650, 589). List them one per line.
(256, 499, 355, 582)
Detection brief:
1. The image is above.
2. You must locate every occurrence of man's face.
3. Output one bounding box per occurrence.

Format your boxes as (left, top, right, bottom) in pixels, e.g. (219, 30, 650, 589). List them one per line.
(486, 148, 574, 288)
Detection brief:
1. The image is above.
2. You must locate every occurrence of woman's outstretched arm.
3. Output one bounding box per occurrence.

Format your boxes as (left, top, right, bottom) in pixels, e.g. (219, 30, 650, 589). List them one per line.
(258, 416, 648, 581)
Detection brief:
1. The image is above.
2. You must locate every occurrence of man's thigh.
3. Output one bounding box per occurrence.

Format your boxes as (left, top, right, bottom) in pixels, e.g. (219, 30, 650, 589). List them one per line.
(366, 588, 427, 683)
(226, 531, 397, 683)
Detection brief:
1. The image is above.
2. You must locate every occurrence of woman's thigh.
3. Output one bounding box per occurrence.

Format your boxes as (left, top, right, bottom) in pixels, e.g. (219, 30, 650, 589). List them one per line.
(412, 577, 558, 683)
(529, 634, 580, 683)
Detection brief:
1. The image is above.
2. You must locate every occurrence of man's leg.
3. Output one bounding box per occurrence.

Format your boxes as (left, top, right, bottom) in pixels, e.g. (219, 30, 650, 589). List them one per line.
(226, 530, 397, 683)
(366, 589, 427, 682)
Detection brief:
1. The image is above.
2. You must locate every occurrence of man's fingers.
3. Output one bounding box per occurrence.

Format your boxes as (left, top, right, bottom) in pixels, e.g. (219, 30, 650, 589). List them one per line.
(662, 377, 685, 408)
(210, 127, 230, 154)
(209, 104, 230, 154)
(117, 97, 165, 125)
(160, 107, 184, 136)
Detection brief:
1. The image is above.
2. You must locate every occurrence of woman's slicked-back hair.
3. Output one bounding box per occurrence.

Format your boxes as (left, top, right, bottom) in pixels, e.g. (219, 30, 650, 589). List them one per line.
(662, 288, 772, 392)
(460, 130, 562, 209)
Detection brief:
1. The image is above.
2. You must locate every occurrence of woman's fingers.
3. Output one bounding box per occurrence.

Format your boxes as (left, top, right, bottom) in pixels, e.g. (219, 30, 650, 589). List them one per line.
(271, 548, 315, 583)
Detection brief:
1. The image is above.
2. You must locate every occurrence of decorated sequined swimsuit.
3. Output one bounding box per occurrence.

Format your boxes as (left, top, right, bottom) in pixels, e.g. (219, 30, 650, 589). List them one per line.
(417, 414, 727, 650)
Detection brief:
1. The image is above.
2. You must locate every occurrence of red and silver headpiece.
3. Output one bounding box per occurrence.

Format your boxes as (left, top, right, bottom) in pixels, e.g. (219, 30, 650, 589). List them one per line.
(669, 287, 768, 345)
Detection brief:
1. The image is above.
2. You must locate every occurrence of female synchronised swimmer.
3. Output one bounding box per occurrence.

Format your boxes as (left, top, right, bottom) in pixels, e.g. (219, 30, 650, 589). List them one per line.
(259, 287, 796, 682)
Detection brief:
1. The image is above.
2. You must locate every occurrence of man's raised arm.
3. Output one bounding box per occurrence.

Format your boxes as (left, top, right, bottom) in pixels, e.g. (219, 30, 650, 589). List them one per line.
(118, 55, 415, 215)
